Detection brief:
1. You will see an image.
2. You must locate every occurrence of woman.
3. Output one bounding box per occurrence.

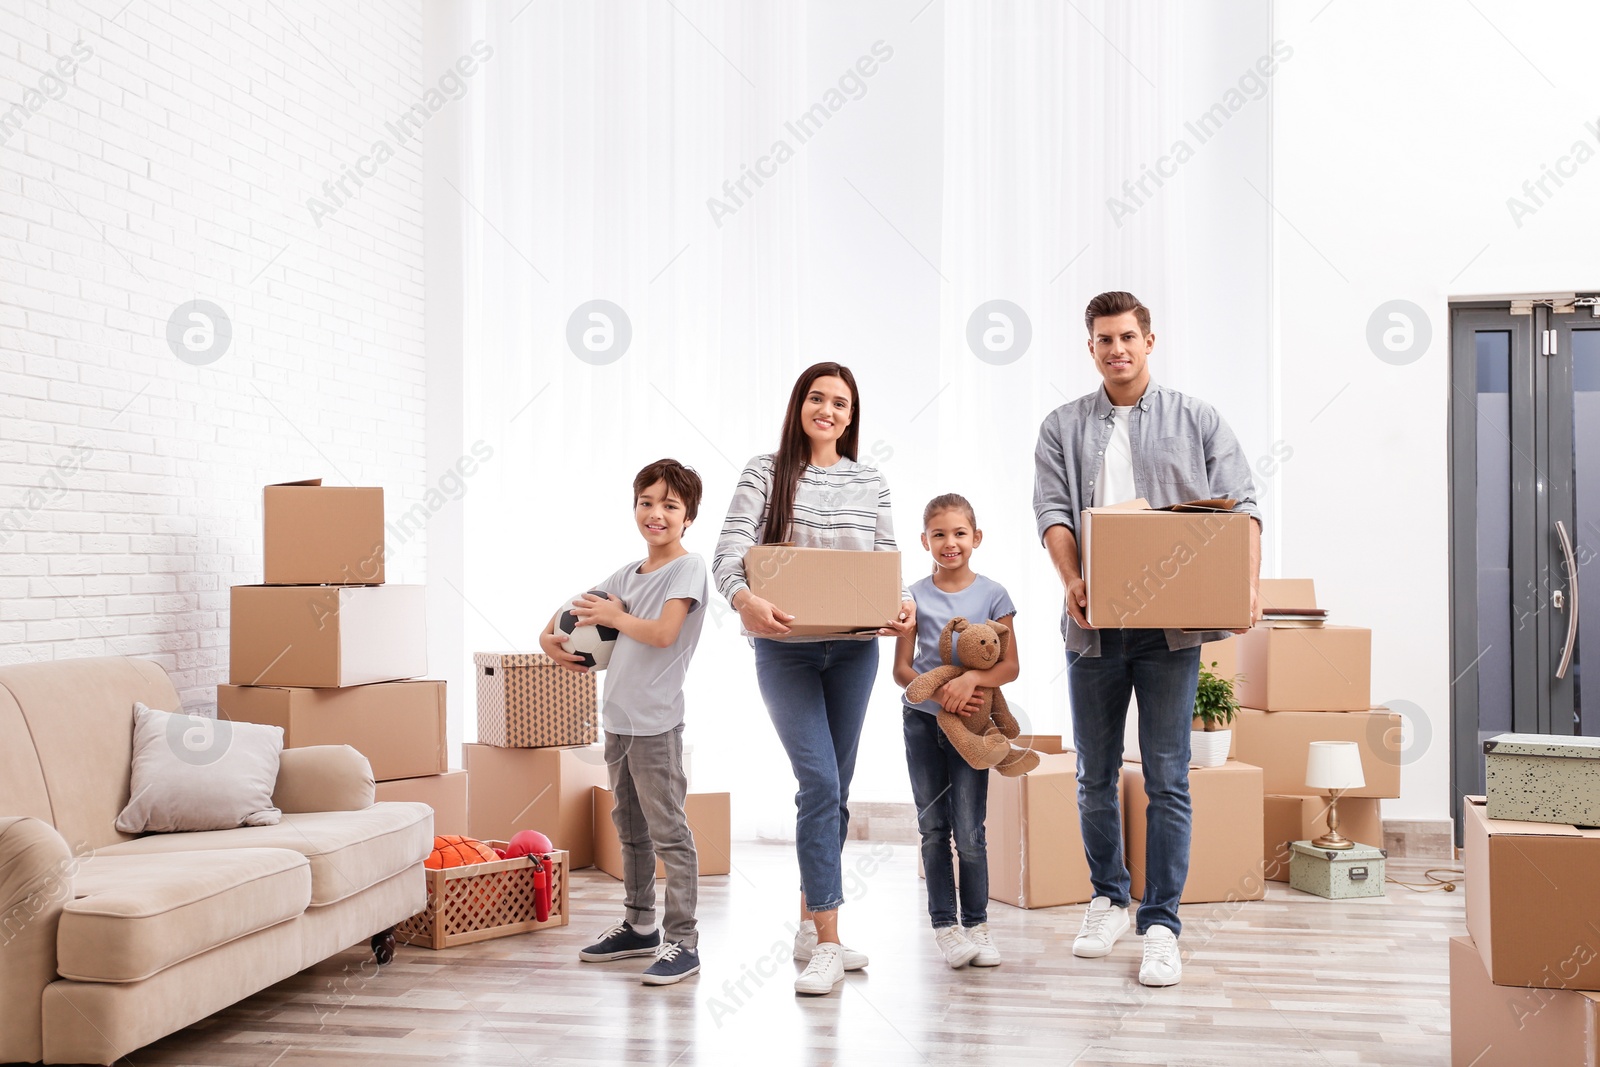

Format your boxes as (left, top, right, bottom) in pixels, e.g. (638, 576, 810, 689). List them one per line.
(713, 362, 913, 996)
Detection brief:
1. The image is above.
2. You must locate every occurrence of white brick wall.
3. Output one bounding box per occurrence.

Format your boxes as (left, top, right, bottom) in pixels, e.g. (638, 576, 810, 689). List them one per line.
(0, 1, 428, 710)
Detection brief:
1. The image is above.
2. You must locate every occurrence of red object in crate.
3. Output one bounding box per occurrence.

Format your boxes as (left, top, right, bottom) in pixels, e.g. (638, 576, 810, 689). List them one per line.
(505, 829, 553, 859)
(531, 854, 552, 922)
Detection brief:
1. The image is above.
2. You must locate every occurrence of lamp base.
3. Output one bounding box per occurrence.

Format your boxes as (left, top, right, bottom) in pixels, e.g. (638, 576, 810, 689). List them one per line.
(1310, 831, 1355, 850)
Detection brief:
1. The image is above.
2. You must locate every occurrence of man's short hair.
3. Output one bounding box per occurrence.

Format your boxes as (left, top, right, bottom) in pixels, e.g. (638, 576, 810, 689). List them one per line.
(1084, 291, 1152, 336)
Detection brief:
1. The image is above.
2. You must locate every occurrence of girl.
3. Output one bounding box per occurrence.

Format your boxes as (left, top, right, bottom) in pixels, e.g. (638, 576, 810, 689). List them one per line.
(712, 362, 914, 996)
(892, 493, 1018, 968)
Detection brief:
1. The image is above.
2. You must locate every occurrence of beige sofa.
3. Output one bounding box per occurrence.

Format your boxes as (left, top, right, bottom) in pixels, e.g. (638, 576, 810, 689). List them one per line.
(0, 656, 434, 1065)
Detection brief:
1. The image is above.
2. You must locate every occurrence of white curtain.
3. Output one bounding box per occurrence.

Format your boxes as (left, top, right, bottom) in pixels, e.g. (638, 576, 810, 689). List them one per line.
(440, 1, 1270, 835)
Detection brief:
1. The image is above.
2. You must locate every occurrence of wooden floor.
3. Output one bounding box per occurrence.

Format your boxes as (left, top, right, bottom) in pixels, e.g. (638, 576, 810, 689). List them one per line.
(129, 841, 1462, 1067)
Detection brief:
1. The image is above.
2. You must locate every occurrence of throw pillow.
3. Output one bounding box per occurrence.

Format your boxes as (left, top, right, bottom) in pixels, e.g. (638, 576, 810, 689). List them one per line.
(115, 702, 285, 833)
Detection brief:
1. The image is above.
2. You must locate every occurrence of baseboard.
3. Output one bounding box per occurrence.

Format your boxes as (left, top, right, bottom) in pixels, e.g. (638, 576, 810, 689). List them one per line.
(849, 800, 1457, 860)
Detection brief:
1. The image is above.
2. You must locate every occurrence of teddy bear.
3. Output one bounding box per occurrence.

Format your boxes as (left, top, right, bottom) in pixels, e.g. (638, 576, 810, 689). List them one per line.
(905, 616, 1040, 777)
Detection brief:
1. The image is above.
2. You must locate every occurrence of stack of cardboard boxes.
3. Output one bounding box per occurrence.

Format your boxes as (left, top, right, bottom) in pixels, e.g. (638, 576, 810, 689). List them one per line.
(1452, 738, 1600, 1065)
(1225, 579, 1400, 885)
(221, 481, 462, 829)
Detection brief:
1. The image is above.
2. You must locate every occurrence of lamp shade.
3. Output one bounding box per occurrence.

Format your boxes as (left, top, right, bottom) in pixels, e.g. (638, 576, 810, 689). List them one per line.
(1305, 741, 1365, 790)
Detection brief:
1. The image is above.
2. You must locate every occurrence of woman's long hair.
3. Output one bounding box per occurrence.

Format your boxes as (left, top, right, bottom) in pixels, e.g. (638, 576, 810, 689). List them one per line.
(762, 362, 861, 545)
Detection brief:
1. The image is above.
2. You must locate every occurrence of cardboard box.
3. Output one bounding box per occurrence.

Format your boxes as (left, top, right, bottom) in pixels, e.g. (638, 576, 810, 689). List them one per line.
(591, 787, 731, 878)
(263, 479, 384, 585)
(1484, 733, 1600, 826)
(1198, 637, 1239, 685)
(1123, 760, 1265, 903)
(375, 770, 468, 834)
(1230, 709, 1402, 798)
(1463, 796, 1600, 990)
(743, 546, 901, 637)
(1262, 794, 1383, 881)
(473, 652, 598, 747)
(218, 679, 446, 782)
(1234, 625, 1371, 712)
(986, 751, 1094, 909)
(1451, 934, 1600, 1067)
(1080, 499, 1251, 630)
(464, 742, 609, 869)
(1015, 735, 1068, 755)
(229, 584, 427, 687)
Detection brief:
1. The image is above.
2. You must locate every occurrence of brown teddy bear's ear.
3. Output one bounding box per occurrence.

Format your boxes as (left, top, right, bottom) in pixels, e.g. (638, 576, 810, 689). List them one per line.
(950, 617, 969, 632)
(990, 619, 1010, 638)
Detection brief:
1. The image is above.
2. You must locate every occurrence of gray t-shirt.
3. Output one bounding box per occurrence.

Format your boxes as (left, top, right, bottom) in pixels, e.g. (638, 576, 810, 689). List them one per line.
(595, 553, 708, 736)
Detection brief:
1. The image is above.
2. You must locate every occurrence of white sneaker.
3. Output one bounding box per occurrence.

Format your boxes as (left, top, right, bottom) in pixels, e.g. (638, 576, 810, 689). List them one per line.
(1139, 926, 1183, 987)
(794, 941, 846, 994)
(793, 920, 868, 970)
(1072, 896, 1131, 958)
(934, 925, 980, 969)
(965, 923, 1001, 967)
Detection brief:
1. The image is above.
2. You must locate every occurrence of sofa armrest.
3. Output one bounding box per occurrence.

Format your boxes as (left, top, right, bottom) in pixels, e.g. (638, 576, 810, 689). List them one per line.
(0, 816, 76, 1065)
(272, 745, 376, 813)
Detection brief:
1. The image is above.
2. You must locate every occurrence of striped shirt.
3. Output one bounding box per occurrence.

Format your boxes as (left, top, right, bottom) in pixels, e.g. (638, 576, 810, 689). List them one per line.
(713, 453, 908, 610)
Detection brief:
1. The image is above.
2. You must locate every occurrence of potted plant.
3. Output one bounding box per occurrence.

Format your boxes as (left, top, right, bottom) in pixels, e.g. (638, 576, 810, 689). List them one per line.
(1191, 660, 1240, 769)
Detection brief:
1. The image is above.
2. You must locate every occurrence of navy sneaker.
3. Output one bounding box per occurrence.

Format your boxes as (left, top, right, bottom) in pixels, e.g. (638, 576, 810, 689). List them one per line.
(641, 941, 700, 986)
(578, 921, 660, 962)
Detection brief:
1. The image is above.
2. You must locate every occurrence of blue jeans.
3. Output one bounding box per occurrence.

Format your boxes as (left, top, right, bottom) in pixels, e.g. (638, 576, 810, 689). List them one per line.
(754, 638, 879, 912)
(1067, 628, 1200, 936)
(902, 707, 989, 928)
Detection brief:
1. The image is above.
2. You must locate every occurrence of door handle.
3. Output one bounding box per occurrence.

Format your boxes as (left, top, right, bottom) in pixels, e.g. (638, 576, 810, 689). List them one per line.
(1555, 519, 1579, 679)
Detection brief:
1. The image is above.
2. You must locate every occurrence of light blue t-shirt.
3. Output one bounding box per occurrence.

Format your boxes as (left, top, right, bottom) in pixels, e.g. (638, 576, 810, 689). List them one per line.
(595, 553, 707, 736)
(905, 572, 1017, 715)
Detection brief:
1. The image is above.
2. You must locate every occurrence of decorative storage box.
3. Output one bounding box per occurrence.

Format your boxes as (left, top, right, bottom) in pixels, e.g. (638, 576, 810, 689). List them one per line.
(474, 652, 598, 748)
(395, 845, 569, 950)
(1288, 840, 1386, 899)
(1484, 733, 1600, 826)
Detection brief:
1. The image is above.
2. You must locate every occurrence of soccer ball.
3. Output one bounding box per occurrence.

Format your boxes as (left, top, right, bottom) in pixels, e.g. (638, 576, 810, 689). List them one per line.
(555, 589, 623, 672)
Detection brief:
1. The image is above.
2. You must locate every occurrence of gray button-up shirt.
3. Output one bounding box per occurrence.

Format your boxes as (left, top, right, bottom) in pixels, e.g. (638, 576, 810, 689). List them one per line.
(1032, 381, 1260, 656)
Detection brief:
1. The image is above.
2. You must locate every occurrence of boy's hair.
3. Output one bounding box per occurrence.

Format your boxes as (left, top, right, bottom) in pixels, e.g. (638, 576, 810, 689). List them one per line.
(922, 492, 976, 530)
(1084, 290, 1152, 336)
(633, 458, 702, 522)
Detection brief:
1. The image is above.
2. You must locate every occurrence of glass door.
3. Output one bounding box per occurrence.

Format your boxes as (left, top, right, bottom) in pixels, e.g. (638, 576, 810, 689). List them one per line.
(1449, 302, 1595, 839)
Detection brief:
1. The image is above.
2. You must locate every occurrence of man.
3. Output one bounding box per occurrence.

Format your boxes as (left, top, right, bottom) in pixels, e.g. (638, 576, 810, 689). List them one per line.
(1032, 290, 1260, 987)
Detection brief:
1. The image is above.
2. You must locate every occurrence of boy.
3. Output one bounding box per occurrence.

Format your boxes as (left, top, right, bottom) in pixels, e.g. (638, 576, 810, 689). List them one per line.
(539, 458, 709, 985)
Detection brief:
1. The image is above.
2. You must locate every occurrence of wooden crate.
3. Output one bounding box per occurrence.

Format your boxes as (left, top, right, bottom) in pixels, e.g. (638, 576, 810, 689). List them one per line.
(395, 845, 569, 949)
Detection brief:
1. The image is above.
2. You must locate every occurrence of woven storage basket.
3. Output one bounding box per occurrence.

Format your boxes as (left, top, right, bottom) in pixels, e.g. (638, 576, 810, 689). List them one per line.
(396, 845, 569, 949)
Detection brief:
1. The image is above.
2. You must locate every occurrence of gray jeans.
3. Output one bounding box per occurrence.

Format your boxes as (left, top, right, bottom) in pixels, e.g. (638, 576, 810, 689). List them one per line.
(606, 725, 698, 949)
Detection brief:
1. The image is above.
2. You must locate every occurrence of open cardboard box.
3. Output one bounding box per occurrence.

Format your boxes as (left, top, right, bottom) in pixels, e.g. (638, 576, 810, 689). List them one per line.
(263, 478, 385, 585)
(743, 545, 901, 638)
(1080, 499, 1251, 630)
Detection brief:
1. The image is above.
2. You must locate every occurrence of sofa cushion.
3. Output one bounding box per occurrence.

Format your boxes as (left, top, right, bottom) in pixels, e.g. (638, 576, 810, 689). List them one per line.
(95, 803, 433, 907)
(59, 848, 310, 983)
(115, 702, 284, 834)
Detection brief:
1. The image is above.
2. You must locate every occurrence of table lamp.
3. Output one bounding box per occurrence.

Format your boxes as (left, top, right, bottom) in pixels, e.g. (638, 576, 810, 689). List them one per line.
(1305, 741, 1365, 850)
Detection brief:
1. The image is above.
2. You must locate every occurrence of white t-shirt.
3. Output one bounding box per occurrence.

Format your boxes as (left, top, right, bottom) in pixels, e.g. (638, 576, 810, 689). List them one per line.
(1094, 405, 1139, 506)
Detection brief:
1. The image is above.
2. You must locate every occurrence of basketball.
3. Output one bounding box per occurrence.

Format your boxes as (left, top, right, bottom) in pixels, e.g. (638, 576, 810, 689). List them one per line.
(425, 835, 498, 870)
(554, 589, 624, 671)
